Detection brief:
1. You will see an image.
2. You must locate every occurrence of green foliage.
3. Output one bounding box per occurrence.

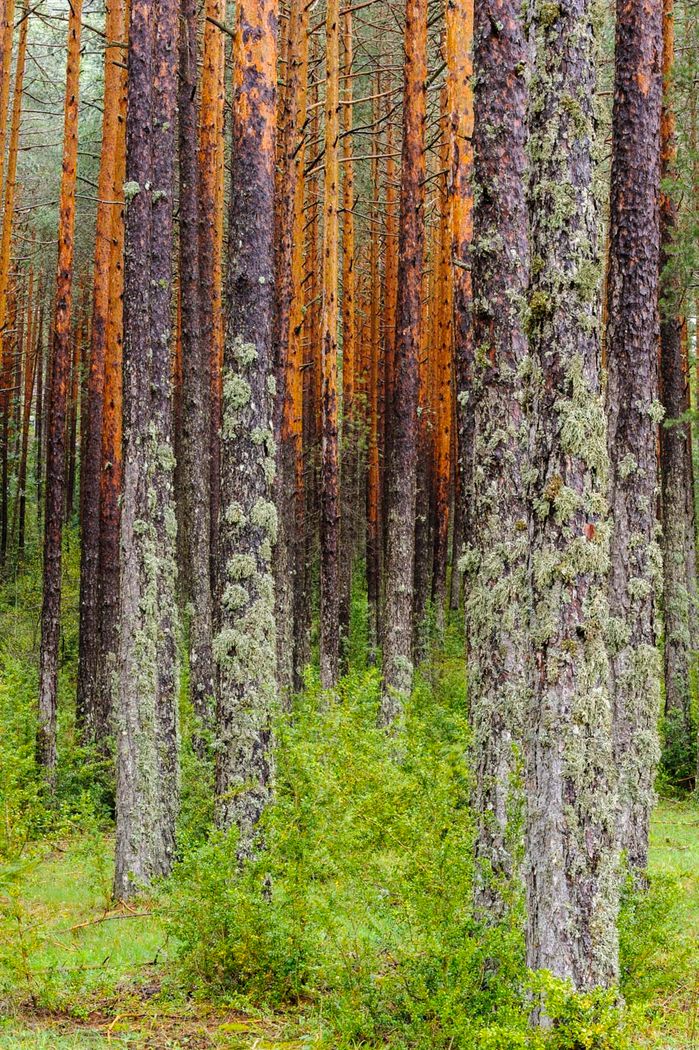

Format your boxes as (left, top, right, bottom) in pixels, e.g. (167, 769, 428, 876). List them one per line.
(167, 653, 532, 1047)
(0, 533, 111, 860)
(658, 708, 697, 791)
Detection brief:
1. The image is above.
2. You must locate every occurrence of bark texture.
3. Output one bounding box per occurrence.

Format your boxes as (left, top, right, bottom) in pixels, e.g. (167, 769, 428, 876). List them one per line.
(658, 0, 695, 761)
(467, 0, 529, 910)
(115, 0, 180, 898)
(525, 0, 619, 990)
(77, 0, 125, 743)
(319, 0, 341, 689)
(38, 0, 78, 781)
(379, 0, 427, 724)
(446, 0, 474, 616)
(215, 0, 278, 859)
(606, 0, 662, 873)
(178, 0, 215, 729)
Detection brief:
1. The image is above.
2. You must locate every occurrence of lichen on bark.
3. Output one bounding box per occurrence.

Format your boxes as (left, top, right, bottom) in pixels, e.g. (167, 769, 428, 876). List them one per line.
(524, 0, 620, 991)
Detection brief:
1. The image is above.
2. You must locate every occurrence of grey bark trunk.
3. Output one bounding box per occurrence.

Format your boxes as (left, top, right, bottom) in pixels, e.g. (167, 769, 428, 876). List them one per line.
(214, 0, 279, 860)
(605, 0, 663, 874)
(114, 0, 180, 899)
(467, 0, 529, 914)
(524, 0, 619, 990)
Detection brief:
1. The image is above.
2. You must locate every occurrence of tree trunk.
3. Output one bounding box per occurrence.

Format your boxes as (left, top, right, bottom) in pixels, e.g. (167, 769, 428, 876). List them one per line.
(198, 0, 225, 608)
(276, 0, 310, 697)
(114, 0, 180, 898)
(379, 0, 427, 724)
(96, 34, 126, 749)
(319, 0, 341, 689)
(37, 0, 78, 783)
(77, 0, 125, 742)
(338, 8, 356, 663)
(606, 0, 662, 873)
(525, 0, 618, 991)
(178, 0, 215, 730)
(658, 0, 695, 772)
(446, 0, 473, 616)
(215, 0, 279, 858)
(468, 0, 529, 911)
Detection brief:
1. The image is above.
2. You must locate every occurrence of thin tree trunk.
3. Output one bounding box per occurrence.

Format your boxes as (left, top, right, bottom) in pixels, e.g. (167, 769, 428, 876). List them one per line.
(77, 0, 125, 742)
(525, 1, 619, 991)
(658, 0, 695, 766)
(18, 302, 40, 555)
(338, 8, 355, 662)
(215, 0, 279, 857)
(379, 0, 427, 724)
(37, 0, 78, 783)
(178, 0, 215, 729)
(198, 0, 225, 605)
(114, 0, 180, 897)
(96, 31, 126, 748)
(446, 0, 473, 614)
(275, 0, 310, 697)
(606, 0, 662, 873)
(319, 0, 341, 689)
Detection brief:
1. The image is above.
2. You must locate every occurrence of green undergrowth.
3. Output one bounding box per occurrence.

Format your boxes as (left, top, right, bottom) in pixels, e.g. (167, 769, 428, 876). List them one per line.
(1, 557, 699, 1046)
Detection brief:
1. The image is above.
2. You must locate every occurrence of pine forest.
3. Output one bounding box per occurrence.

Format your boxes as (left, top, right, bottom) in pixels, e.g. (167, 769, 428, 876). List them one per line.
(0, 0, 698, 1046)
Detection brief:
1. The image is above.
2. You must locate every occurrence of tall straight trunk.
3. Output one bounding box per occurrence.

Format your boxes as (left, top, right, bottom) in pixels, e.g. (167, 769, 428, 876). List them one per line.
(366, 82, 382, 663)
(35, 309, 44, 527)
(65, 310, 81, 519)
(382, 97, 398, 568)
(431, 95, 453, 628)
(658, 0, 694, 762)
(18, 303, 39, 554)
(37, 0, 79, 782)
(468, 0, 529, 910)
(338, 8, 355, 660)
(198, 0, 225, 600)
(114, 0, 180, 898)
(606, 0, 662, 873)
(379, 0, 427, 724)
(319, 0, 341, 689)
(0, 0, 25, 365)
(96, 34, 126, 747)
(413, 263, 433, 661)
(525, 1, 618, 991)
(0, 0, 15, 204)
(276, 0, 310, 697)
(215, 0, 278, 857)
(77, 0, 125, 741)
(446, 0, 473, 613)
(178, 0, 215, 728)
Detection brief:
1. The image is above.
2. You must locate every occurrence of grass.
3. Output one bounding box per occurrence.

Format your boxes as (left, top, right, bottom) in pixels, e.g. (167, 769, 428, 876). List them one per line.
(0, 833, 320, 1048)
(0, 800, 698, 1048)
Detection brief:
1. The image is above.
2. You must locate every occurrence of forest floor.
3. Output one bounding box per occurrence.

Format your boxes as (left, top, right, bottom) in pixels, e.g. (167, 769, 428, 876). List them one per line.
(0, 798, 698, 1049)
(0, 828, 318, 1048)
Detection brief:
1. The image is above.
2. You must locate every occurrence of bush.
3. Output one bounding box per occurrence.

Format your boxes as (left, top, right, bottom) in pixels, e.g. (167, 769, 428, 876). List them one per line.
(167, 654, 534, 1047)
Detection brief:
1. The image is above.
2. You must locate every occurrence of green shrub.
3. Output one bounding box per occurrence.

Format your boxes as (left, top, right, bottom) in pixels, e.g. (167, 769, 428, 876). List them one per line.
(167, 654, 533, 1047)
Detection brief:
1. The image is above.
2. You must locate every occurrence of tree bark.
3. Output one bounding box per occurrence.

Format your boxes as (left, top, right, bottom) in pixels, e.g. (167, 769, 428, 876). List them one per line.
(37, 0, 77, 783)
(178, 0, 215, 730)
(525, 0, 619, 991)
(319, 0, 341, 689)
(606, 0, 662, 874)
(215, 0, 279, 859)
(114, 0, 180, 898)
(468, 0, 529, 911)
(96, 36, 126, 750)
(658, 0, 695, 769)
(379, 0, 427, 724)
(77, 0, 125, 743)
(446, 0, 473, 616)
